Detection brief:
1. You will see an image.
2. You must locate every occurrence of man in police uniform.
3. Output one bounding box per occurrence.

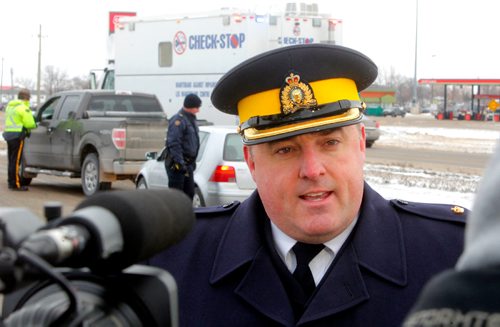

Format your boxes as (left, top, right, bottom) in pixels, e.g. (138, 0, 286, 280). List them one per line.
(165, 93, 201, 199)
(2, 89, 36, 191)
(149, 44, 467, 326)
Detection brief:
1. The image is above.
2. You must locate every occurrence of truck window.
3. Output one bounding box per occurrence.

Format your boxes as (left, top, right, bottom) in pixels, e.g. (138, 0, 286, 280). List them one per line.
(158, 42, 172, 67)
(88, 99, 111, 112)
(38, 97, 61, 121)
(57, 95, 81, 120)
(91, 95, 163, 113)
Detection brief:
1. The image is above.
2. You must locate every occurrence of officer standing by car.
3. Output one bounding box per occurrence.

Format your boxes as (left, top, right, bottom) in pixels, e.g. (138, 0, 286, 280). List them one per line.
(2, 88, 36, 191)
(165, 93, 201, 199)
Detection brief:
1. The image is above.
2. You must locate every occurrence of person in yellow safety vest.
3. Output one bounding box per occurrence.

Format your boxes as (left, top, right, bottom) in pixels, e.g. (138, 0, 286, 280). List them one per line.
(2, 89, 37, 191)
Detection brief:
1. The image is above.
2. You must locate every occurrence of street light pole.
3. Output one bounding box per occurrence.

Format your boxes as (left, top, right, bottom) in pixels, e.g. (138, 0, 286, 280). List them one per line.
(413, 0, 419, 110)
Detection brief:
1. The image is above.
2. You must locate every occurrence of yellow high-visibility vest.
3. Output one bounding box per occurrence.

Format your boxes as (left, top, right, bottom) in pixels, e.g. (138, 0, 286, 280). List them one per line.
(4, 100, 36, 132)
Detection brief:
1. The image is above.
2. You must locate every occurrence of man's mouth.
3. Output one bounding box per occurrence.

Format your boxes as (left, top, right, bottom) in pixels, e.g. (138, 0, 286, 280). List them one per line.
(300, 191, 331, 201)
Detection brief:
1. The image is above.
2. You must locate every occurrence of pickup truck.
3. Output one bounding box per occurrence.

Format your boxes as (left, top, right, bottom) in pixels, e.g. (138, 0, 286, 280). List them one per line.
(20, 90, 167, 196)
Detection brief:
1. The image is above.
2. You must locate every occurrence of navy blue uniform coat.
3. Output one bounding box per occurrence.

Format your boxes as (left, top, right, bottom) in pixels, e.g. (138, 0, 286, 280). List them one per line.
(149, 183, 466, 326)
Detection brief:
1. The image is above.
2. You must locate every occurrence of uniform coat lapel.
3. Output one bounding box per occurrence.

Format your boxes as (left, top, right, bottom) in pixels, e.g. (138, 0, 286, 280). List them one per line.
(210, 194, 295, 325)
(210, 183, 407, 325)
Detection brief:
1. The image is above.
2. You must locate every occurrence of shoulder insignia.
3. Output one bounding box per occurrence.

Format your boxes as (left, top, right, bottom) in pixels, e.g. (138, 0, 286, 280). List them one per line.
(195, 201, 240, 218)
(390, 199, 468, 224)
(25, 108, 31, 113)
(174, 119, 182, 126)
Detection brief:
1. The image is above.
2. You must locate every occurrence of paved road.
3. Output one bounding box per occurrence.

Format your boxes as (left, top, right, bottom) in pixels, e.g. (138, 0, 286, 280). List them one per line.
(0, 113, 497, 220)
(365, 144, 490, 175)
(0, 155, 135, 220)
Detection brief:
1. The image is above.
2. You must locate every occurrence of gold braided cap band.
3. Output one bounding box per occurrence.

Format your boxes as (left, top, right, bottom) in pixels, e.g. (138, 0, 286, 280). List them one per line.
(237, 77, 364, 144)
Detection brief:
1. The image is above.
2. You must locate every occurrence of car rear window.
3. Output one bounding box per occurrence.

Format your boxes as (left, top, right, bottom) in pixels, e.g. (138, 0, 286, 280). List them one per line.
(224, 133, 244, 161)
(88, 95, 163, 113)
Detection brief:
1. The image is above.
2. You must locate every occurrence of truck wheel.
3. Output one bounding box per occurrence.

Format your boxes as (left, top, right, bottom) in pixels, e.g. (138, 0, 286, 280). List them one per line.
(81, 153, 111, 196)
(18, 159, 32, 186)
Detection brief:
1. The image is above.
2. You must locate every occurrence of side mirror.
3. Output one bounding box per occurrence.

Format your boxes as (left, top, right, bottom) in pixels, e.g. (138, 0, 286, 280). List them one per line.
(145, 151, 158, 160)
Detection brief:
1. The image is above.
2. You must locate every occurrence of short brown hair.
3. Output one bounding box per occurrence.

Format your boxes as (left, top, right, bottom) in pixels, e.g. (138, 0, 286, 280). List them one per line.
(18, 89, 31, 101)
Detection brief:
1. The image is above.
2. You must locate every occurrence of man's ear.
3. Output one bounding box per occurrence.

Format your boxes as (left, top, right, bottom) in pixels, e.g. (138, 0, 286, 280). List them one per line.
(243, 145, 256, 178)
(359, 123, 366, 152)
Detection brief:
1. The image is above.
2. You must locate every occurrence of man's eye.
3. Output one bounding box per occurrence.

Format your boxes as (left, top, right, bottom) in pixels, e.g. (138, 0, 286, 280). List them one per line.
(276, 147, 292, 154)
(326, 139, 340, 146)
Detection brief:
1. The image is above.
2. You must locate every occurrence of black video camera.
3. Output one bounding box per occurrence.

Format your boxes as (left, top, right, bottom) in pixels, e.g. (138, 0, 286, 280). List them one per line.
(0, 189, 195, 327)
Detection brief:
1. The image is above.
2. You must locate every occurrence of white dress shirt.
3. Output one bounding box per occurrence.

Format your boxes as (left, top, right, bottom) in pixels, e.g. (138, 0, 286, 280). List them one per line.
(270, 216, 359, 286)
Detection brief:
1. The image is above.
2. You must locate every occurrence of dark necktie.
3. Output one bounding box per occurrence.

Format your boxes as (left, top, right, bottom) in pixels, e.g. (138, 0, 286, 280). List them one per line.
(292, 242, 325, 298)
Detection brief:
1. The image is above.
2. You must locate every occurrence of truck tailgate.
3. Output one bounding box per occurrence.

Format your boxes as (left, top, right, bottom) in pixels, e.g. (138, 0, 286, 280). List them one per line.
(123, 118, 167, 160)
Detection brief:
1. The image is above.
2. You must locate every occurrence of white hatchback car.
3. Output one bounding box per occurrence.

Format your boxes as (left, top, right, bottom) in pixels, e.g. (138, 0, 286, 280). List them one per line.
(135, 125, 256, 207)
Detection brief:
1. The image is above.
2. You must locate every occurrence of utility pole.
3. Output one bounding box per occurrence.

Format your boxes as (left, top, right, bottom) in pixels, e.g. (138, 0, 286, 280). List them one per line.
(36, 24, 42, 107)
(0, 57, 4, 106)
(10, 68, 13, 100)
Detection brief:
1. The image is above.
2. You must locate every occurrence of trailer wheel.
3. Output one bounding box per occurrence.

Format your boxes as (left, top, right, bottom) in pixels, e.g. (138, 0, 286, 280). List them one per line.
(81, 153, 111, 196)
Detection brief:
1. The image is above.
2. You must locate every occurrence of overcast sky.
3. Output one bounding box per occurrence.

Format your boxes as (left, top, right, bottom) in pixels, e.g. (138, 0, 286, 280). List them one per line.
(0, 0, 498, 85)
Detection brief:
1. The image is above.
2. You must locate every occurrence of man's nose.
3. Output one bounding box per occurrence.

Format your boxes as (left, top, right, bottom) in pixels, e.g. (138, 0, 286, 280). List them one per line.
(298, 148, 326, 179)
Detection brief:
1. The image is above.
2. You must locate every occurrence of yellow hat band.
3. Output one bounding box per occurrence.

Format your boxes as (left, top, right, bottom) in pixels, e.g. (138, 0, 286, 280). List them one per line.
(237, 77, 360, 124)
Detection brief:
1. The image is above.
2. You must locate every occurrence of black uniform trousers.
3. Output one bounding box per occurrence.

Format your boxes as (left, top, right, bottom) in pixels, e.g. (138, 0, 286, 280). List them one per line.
(6, 137, 25, 189)
(166, 164, 195, 199)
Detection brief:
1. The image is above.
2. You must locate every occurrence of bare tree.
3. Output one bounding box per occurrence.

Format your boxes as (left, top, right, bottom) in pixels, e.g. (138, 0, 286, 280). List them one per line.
(43, 65, 70, 96)
(15, 78, 35, 90)
(69, 75, 90, 90)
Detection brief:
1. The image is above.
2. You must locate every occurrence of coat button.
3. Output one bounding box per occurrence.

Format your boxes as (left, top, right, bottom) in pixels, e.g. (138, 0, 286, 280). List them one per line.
(451, 206, 465, 214)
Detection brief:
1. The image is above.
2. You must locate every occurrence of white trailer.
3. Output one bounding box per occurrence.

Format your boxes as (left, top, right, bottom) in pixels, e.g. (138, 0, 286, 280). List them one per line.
(93, 4, 343, 124)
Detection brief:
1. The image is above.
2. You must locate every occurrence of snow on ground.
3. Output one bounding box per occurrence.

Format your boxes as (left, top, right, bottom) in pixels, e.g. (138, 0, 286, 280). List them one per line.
(377, 125, 499, 154)
(367, 170, 479, 210)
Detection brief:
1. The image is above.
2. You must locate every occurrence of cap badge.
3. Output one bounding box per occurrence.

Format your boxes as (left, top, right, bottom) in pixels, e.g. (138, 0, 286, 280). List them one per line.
(280, 72, 317, 115)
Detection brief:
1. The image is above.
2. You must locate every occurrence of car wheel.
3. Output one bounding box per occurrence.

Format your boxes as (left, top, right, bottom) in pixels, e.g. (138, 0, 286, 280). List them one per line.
(81, 153, 110, 196)
(366, 141, 374, 148)
(193, 187, 205, 208)
(136, 177, 148, 189)
(18, 158, 33, 186)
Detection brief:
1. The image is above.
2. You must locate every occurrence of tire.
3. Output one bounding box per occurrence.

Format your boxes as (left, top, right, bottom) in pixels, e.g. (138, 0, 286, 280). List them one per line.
(366, 141, 374, 148)
(81, 153, 111, 196)
(136, 177, 148, 189)
(193, 186, 205, 208)
(18, 158, 33, 186)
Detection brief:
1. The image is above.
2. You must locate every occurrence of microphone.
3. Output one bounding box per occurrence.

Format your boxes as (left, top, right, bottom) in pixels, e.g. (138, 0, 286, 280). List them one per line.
(20, 189, 195, 272)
